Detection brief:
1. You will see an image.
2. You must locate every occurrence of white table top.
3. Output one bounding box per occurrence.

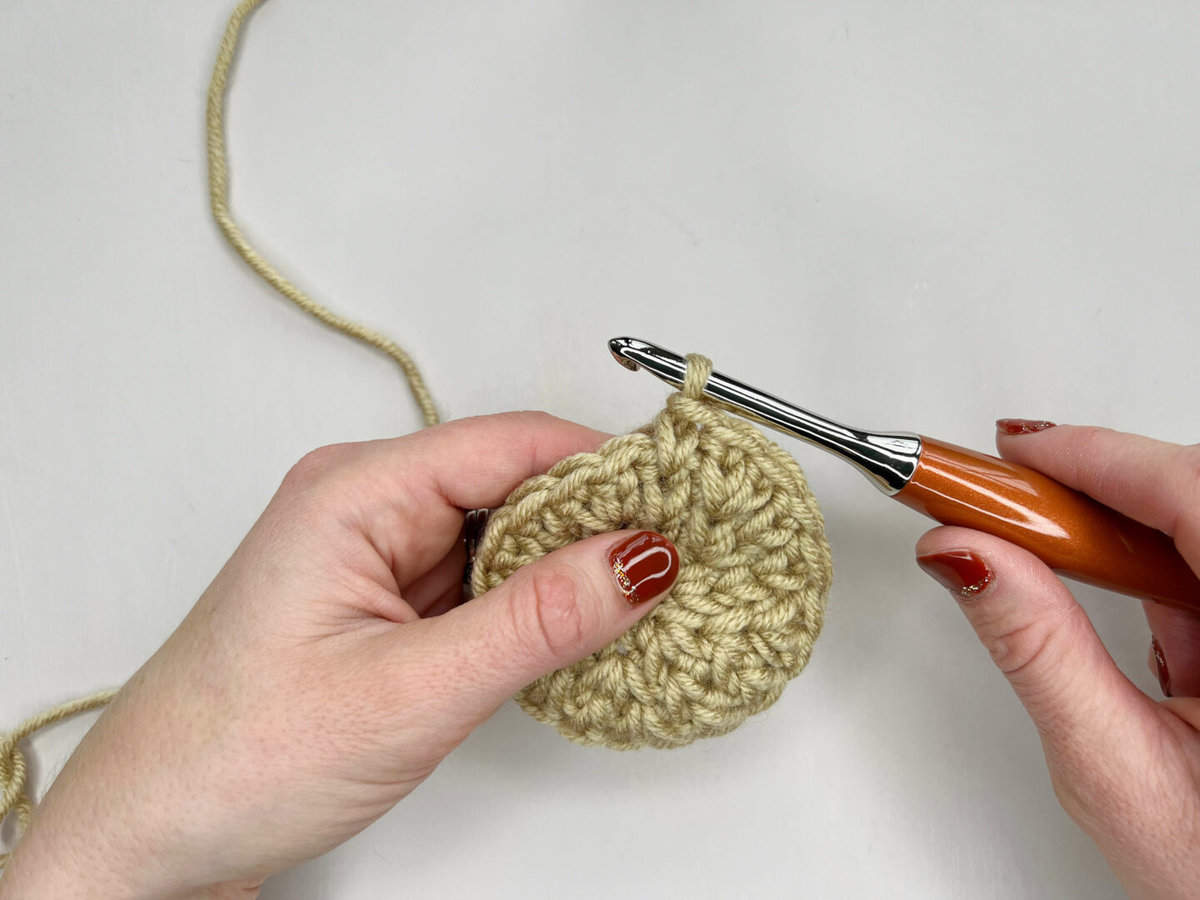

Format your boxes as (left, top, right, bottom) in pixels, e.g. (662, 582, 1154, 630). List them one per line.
(5, 2, 1195, 896)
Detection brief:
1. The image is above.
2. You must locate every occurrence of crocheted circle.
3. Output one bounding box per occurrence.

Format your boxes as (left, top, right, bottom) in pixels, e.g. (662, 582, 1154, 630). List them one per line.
(470, 355, 832, 749)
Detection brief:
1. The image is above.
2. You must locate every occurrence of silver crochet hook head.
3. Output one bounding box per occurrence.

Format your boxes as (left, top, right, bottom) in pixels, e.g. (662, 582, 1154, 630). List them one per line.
(608, 337, 921, 494)
(608, 337, 688, 381)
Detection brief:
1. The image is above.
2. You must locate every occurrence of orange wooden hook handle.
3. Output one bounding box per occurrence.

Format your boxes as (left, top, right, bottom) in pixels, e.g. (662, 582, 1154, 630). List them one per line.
(896, 437, 1200, 612)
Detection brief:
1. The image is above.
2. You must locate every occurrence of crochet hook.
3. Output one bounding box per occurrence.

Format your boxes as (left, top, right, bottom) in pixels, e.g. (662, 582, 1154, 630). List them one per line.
(608, 337, 1200, 613)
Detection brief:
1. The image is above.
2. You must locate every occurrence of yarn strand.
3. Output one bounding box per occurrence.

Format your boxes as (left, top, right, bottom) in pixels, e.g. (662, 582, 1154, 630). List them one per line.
(3, 0, 442, 869)
(206, 0, 440, 427)
(2, 0, 834, 869)
(0, 689, 117, 868)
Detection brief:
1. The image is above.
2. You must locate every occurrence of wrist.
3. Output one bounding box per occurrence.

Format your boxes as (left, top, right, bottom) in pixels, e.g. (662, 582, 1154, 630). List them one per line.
(2, 834, 263, 900)
(0, 827, 150, 899)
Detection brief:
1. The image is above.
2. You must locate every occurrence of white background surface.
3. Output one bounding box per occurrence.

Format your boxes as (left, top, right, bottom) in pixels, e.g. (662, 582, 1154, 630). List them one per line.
(3, 2, 1197, 897)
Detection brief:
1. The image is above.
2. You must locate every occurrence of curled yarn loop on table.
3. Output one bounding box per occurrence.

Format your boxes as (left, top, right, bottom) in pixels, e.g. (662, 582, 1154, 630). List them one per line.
(471, 355, 833, 750)
(0, 690, 116, 869)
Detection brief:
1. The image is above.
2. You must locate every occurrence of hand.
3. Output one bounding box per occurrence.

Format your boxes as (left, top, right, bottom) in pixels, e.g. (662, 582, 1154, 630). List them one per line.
(0, 412, 679, 899)
(915, 422, 1200, 900)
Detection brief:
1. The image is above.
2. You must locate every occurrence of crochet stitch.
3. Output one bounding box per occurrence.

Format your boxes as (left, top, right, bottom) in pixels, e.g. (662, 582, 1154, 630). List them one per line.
(471, 355, 833, 749)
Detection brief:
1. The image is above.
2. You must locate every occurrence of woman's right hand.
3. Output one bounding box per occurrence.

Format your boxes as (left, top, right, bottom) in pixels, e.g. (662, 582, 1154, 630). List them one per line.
(915, 422, 1200, 900)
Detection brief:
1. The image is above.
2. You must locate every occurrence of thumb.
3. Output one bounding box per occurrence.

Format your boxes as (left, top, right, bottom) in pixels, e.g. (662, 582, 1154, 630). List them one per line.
(915, 526, 1155, 756)
(419, 530, 678, 723)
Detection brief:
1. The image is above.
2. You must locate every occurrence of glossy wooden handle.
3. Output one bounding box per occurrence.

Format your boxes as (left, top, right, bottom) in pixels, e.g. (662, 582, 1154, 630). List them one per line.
(895, 436, 1200, 612)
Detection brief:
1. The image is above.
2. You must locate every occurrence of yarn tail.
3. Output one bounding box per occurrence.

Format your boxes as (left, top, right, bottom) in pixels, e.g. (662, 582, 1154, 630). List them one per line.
(3, 0, 447, 870)
(206, 0, 440, 427)
(0, 689, 118, 869)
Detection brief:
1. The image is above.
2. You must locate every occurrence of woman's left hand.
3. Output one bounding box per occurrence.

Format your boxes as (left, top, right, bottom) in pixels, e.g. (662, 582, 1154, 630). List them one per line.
(1, 412, 677, 899)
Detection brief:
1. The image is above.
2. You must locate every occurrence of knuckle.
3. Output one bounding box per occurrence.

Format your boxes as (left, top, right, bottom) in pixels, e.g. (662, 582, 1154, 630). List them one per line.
(1175, 443, 1200, 492)
(282, 443, 352, 492)
(974, 603, 1080, 686)
(982, 617, 1056, 680)
(494, 409, 558, 435)
(1071, 425, 1108, 446)
(1069, 426, 1116, 491)
(511, 566, 586, 661)
(506, 409, 555, 424)
(1045, 736, 1137, 826)
(1170, 443, 1200, 542)
(1047, 767, 1092, 822)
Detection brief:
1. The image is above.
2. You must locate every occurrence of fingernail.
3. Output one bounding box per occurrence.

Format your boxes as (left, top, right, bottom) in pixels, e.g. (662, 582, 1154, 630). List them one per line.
(609, 531, 679, 606)
(996, 418, 1057, 435)
(1151, 637, 1172, 697)
(916, 550, 993, 598)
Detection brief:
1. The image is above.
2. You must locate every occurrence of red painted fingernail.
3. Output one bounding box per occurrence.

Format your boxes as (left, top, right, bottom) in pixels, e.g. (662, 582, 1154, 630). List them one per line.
(916, 550, 992, 598)
(996, 418, 1057, 435)
(1151, 637, 1172, 697)
(609, 531, 679, 606)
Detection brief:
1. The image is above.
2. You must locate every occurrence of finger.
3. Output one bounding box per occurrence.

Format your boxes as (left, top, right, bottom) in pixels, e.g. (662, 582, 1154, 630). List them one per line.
(918, 525, 1200, 891)
(1142, 601, 1200, 697)
(340, 412, 609, 587)
(399, 411, 610, 511)
(403, 539, 467, 615)
(403, 530, 679, 726)
(994, 422, 1200, 563)
(915, 526, 1159, 756)
(421, 582, 465, 619)
(995, 422, 1200, 696)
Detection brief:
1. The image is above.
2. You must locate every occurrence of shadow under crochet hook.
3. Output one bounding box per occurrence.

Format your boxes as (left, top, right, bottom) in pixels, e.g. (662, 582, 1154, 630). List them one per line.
(608, 336, 1200, 613)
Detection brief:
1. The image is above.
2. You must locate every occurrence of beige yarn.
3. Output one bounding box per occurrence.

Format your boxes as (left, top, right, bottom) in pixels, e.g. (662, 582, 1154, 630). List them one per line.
(1, 0, 835, 868)
(207, 0, 440, 427)
(0, 689, 117, 869)
(1, 0, 441, 867)
(471, 355, 833, 749)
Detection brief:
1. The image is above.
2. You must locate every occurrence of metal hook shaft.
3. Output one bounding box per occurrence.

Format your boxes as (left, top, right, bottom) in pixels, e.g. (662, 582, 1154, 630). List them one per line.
(607, 337, 921, 494)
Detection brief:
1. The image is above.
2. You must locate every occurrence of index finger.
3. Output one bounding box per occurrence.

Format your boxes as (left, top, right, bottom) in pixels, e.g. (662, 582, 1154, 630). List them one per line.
(402, 411, 610, 510)
(341, 411, 610, 589)
(995, 424, 1200, 564)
